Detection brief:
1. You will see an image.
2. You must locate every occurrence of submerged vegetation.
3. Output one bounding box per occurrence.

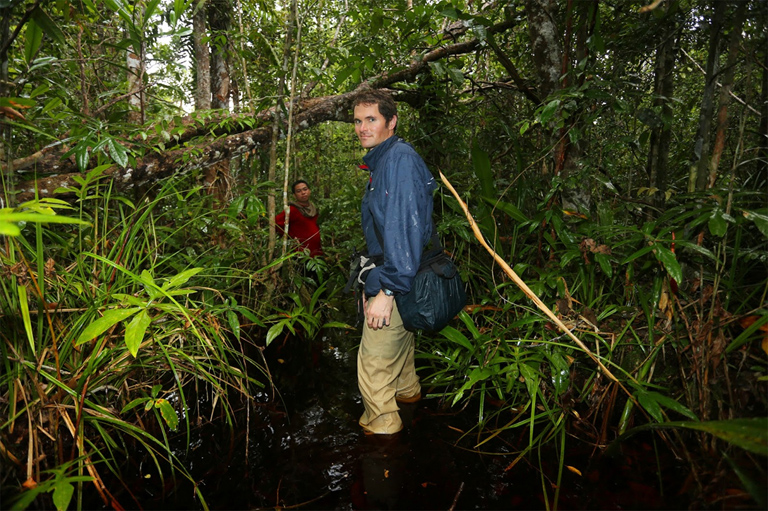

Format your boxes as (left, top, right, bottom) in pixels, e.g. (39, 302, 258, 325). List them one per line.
(1, 0, 767, 509)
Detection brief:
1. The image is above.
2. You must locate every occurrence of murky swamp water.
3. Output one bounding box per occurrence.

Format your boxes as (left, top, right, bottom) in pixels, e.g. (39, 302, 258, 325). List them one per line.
(103, 329, 691, 510)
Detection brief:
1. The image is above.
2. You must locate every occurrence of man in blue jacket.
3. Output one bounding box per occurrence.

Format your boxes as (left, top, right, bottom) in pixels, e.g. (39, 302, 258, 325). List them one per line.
(352, 89, 436, 435)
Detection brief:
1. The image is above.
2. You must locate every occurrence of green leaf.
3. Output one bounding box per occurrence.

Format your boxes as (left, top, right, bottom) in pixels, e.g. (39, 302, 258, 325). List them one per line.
(452, 366, 493, 405)
(636, 390, 664, 422)
(320, 321, 353, 329)
(482, 197, 528, 222)
(620, 244, 654, 264)
(654, 244, 682, 284)
(743, 209, 768, 239)
(594, 252, 613, 277)
(124, 309, 151, 357)
(74, 143, 90, 172)
(75, 308, 141, 345)
(31, 6, 66, 45)
(334, 66, 357, 87)
(106, 138, 129, 167)
(641, 390, 698, 421)
(52, 480, 74, 511)
(671, 418, 768, 456)
(24, 19, 43, 64)
(723, 451, 767, 509)
(539, 99, 560, 125)
(471, 143, 494, 198)
(18, 284, 36, 356)
(163, 267, 203, 290)
(155, 398, 179, 431)
(708, 208, 727, 237)
(266, 321, 286, 346)
(121, 397, 150, 413)
(439, 325, 473, 351)
(727, 313, 768, 354)
(0, 220, 21, 236)
(519, 362, 540, 399)
(227, 309, 240, 341)
(0, 210, 88, 226)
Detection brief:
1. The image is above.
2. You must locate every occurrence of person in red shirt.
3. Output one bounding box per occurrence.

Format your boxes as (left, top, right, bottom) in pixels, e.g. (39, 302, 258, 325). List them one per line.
(275, 180, 323, 257)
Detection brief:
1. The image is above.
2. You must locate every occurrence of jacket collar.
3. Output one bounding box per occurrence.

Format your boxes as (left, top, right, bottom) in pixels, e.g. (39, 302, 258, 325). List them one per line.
(362, 135, 400, 171)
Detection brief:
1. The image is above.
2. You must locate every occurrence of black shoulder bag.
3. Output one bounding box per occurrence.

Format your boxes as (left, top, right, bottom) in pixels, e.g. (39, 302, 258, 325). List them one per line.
(396, 231, 467, 332)
(374, 223, 467, 333)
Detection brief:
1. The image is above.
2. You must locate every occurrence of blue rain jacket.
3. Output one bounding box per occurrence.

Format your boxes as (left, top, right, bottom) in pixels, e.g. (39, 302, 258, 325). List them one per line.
(361, 135, 436, 297)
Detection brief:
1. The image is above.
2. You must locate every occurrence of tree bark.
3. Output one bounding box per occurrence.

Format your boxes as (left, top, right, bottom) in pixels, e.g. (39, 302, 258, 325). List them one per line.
(208, 0, 231, 110)
(758, 32, 768, 204)
(525, 0, 562, 102)
(646, 1, 679, 209)
(193, 0, 211, 111)
(690, 1, 726, 192)
(707, 1, 747, 189)
(126, 15, 145, 125)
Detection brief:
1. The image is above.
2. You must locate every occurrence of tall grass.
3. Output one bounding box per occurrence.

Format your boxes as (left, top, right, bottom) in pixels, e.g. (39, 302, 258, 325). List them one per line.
(1, 176, 278, 510)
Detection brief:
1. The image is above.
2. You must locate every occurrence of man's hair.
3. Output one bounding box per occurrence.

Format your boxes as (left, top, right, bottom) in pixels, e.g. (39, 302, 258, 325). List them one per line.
(352, 89, 398, 124)
(292, 179, 309, 193)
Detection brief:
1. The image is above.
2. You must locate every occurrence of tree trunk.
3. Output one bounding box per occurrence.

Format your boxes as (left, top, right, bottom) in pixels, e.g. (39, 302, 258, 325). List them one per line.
(208, 0, 231, 110)
(126, 33, 145, 124)
(646, 2, 679, 209)
(707, 1, 747, 188)
(758, 35, 768, 204)
(0, 5, 11, 206)
(268, 0, 296, 260)
(193, 0, 211, 111)
(690, 1, 726, 192)
(525, 0, 562, 102)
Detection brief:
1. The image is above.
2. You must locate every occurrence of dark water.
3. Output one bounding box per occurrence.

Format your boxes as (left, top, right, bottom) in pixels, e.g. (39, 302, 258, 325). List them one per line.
(105, 329, 690, 510)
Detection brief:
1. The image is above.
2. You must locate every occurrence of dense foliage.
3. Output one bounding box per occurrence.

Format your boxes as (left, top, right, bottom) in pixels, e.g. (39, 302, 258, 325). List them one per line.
(1, 0, 767, 509)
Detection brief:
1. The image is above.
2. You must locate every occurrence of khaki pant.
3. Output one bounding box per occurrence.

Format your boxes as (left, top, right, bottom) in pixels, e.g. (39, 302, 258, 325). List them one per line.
(357, 302, 421, 434)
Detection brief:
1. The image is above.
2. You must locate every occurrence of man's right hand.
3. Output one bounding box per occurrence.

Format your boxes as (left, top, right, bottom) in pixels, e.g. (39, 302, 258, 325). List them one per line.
(364, 290, 395, 330)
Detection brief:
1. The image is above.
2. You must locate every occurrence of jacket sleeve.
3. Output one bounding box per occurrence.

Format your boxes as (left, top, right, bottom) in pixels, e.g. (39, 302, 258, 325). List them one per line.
(364, 151, 432, 296)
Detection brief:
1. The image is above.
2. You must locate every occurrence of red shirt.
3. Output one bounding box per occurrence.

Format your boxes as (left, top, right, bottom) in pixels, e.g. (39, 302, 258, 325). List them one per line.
(275, 205, 323, 256)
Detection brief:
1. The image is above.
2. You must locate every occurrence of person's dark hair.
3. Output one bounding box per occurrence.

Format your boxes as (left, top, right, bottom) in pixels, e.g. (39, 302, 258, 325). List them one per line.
(292, 179, 309, 193)
(352, 89, 398, 125)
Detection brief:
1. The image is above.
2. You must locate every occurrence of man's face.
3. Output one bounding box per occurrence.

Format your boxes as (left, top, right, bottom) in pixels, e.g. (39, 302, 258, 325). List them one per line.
(353, 103, 397, 149)
(293, 183, 311, 204)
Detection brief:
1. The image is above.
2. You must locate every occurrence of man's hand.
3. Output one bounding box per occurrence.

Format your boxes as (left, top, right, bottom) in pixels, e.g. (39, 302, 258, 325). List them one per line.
(365, 290, 395, 330)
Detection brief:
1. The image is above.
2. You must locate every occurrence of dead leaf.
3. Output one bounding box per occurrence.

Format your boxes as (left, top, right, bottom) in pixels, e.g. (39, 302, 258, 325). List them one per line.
(566, 465, 582, 476)
(0, 106, 26, 121)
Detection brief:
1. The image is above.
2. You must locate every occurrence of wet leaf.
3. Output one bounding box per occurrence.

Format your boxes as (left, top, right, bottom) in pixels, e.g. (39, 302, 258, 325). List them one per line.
(155, 398, 179, 431)
(653, 244, 682, 284)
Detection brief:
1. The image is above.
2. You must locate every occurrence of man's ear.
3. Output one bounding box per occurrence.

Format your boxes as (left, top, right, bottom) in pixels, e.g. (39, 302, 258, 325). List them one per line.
(388, 114, 398, 131)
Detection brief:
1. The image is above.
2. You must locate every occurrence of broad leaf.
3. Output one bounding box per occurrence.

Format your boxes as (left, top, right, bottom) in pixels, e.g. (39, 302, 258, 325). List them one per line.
(24, 19, 43, 65)
(440, 325, 473, 351)
(654, 244, 682, 284)
(124, 309, 151, 357)
(155, 399, 179, 431)
(76, 308, 141, 345)
(52, 480, 74, 511)
(163, 267, 203, 290)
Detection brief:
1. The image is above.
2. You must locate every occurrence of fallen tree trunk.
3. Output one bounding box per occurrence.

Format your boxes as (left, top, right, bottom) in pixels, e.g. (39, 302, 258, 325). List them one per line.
(13, 19, 516, 202)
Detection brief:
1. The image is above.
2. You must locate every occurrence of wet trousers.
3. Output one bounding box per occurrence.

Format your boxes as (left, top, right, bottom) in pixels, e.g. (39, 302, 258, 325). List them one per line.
(357, 302, 421, 434)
